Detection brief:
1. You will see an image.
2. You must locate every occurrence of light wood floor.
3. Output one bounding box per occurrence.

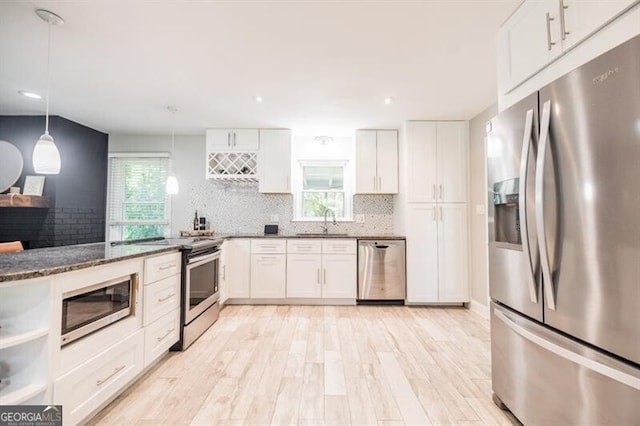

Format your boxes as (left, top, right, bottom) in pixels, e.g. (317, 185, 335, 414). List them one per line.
(89, 305, 516, 425)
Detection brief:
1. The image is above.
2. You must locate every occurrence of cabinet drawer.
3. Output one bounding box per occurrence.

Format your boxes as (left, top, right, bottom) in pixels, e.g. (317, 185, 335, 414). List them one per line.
(287, 239, 322, 254)
(251, 239, 286, 254)
(54, 329, 144, 425)
(143, 274, 180, 326)
(322, 239, 356, 255)
(144, 308, 179, 367)
(144, 252, 181, 285)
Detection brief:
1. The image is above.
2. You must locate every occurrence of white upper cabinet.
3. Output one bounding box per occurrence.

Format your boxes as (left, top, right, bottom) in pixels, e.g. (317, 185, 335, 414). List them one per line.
(406, 122, 437, 202)
(376, 130, 399, 194)
(497, 0, 638, 95)
(259, 129, 291, 193)
(355, 130, 377, 193)
(206, 129, 259, 180)
(562, 0, 637, 50)
(497, 0, 562, 95)
(406, 121, 467, 203)
(436, 122, 468, 203)
(355, 129, 398, 194)
(206, 129, 259, 152)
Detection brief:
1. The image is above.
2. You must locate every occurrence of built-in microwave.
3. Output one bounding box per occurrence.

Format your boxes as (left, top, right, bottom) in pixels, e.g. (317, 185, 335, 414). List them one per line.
(60, 274, 137, 346)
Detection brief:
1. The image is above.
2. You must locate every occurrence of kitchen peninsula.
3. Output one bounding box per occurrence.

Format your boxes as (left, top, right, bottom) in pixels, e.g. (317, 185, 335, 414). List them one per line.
(0, 232, 404, 424)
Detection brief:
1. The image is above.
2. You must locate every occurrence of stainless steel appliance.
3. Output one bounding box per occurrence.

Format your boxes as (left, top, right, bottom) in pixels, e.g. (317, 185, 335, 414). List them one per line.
(487, 35, 640, 424)
(133, 236, 222, 350)
(61, 274, 137, 346)
(179, 240, 221, 350)
(357, 239, 406, 302)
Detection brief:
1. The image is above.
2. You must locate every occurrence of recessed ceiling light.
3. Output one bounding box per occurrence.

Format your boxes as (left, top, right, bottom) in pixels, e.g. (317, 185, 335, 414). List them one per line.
(19, 90, 42, 99)
(384, 97, 393, 105)
(254, 96, 263, 103)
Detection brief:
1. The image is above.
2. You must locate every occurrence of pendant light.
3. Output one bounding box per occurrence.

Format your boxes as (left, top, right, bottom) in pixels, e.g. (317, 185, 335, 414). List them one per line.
(166, 106, 179, 195)
(33, 9, 64, 175)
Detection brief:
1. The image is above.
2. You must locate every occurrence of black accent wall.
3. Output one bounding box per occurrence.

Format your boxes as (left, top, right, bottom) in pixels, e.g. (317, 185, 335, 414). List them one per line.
(0, 116, 108, 248)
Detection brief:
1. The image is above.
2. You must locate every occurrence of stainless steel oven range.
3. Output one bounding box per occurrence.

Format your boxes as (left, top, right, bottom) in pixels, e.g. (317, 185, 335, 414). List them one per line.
(113, 236, 223, 350)
(175, 238, 222, 350)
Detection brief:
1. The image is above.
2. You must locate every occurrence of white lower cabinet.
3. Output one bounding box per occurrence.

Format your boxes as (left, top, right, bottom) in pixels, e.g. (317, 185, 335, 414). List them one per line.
(141, 253, 181, 367)
(286, 239, 356, 299)
(143, 274, 180, 326)
(54, 329, 144, 425)
(286, 254, 323, 297)
(221, 239, 251, 300)
(144, 308, 180, 367)
(322, 254, 356, 298)
(250, 239, 286, 298)
(250, 254, 286, 298)
(406, 203, 468, 303)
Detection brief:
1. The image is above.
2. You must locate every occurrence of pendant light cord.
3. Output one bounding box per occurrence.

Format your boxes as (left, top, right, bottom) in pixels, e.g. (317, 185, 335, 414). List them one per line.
(45, 20, 52, 134)
(171, 109, 176, 155)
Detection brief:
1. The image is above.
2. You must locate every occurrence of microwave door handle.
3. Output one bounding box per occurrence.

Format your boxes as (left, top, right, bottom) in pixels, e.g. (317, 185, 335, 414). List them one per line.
(519, 108, 538, 304)
(535, 100, 556, 310)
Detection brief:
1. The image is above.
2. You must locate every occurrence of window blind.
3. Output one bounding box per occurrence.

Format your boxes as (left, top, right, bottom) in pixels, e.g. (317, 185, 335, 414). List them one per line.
(107, 156, 170, 241)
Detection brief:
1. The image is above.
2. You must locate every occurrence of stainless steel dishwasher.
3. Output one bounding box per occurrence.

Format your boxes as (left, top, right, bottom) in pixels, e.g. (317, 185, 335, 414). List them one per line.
(357, 239, 406, 303)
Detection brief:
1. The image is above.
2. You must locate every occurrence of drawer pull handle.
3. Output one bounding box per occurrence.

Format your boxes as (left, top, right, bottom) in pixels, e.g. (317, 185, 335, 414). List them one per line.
(157, 293, 176, 303)
(159, 263, 176, 271)
(157, 328, 176, 342)
(96, 365, 126, 386)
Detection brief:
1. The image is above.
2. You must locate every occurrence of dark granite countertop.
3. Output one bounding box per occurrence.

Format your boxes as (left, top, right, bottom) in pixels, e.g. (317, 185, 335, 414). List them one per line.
(0, 233, 406, 283)
(0, 242, 180, 283)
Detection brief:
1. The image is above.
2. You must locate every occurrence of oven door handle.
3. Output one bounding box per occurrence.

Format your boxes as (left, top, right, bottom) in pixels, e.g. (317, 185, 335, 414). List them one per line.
(187, 252, 220, 268)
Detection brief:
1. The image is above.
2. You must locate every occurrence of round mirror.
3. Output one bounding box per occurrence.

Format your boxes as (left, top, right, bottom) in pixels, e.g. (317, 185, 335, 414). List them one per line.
(0, 141, 24, 193)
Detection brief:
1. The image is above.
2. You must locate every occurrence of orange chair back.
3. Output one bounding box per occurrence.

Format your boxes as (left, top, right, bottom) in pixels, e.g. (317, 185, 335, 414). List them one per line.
(0, 241, 24, 253)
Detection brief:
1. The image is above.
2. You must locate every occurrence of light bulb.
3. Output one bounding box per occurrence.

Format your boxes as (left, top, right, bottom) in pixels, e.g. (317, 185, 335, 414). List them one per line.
(166, 174, 179, 195)
(33, 133, 61, 174)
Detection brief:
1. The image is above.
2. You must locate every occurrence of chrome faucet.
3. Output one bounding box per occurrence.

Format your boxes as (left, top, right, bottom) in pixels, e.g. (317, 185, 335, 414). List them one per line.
(322, 208, 337, 234)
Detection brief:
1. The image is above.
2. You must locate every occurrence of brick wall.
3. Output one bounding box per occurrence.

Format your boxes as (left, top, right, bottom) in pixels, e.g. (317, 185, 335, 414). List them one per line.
(0, 116, 108, 248)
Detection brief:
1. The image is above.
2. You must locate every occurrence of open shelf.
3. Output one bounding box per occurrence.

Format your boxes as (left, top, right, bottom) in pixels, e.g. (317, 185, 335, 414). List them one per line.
(0, 327, 49, 350)
(0, 383, 48, 405)
(0, 194, 50, 208)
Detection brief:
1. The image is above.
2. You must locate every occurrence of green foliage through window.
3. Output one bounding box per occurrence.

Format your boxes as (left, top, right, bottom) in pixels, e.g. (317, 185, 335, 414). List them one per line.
(108, 156, 170, 241)
(302, 192, 344, 217)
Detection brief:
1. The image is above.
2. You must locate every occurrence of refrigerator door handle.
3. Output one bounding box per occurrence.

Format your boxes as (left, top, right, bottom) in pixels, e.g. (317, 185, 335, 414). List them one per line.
(494, 308, 640, 391)
(519, 108, 538, 304)
(536, 100, 557, 310)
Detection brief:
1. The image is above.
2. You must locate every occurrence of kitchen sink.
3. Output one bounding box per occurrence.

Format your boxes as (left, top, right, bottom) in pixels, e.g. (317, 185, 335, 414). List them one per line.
(295, 233, 350, 237)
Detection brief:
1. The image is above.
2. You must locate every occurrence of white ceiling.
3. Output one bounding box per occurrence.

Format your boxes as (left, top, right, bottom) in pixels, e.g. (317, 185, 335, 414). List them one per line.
(0, 1, 520, 135)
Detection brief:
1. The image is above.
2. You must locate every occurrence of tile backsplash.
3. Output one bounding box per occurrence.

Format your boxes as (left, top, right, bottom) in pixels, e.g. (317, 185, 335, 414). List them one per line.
(183, 180, 394, 235)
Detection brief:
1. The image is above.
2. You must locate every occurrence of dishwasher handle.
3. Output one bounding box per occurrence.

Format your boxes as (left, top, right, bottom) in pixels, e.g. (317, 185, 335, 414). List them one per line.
(358, 240, 405, 250)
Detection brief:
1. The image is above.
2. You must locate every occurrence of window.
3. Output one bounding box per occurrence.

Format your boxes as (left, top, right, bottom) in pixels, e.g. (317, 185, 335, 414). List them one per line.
(292, 134, 354, 221)
(301, 164, 346, 218)
(107, 154, 170, 241)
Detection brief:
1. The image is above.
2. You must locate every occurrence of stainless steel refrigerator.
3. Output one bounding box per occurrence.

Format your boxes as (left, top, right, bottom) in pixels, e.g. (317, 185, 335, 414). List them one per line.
(487, 34, 640, 424)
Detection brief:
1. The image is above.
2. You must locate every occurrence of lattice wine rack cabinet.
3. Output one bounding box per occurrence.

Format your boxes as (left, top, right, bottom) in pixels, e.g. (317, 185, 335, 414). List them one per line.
(207, 152, 258, 181)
